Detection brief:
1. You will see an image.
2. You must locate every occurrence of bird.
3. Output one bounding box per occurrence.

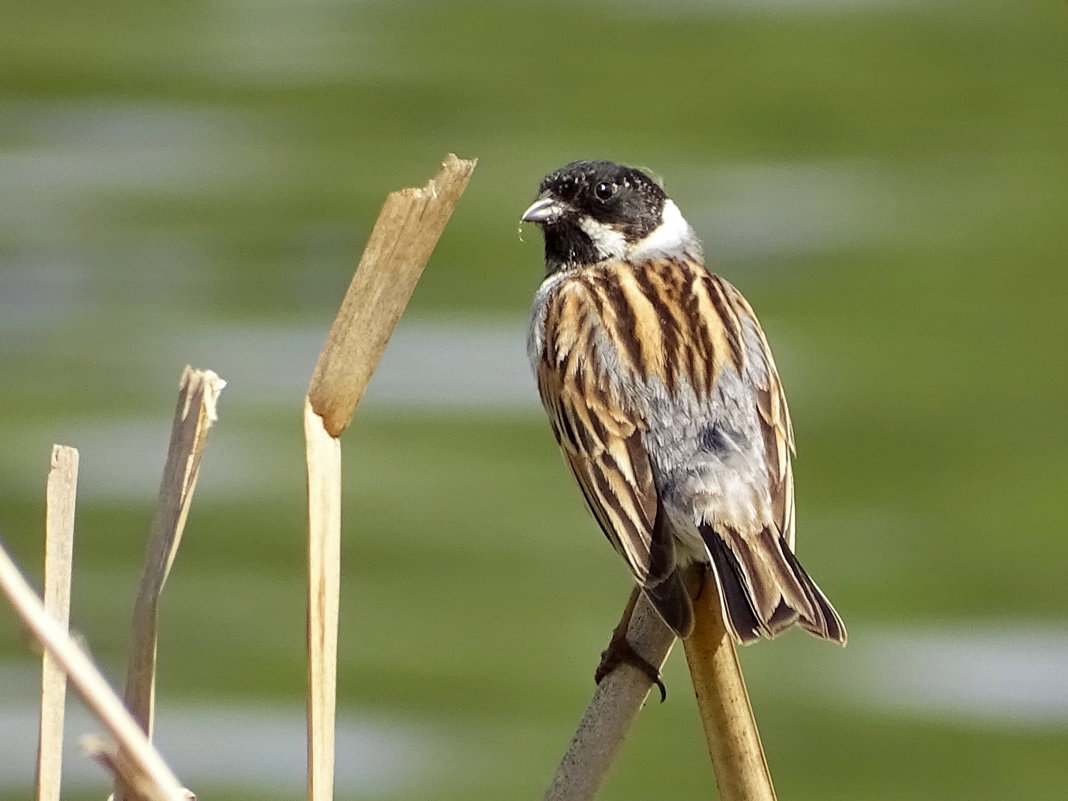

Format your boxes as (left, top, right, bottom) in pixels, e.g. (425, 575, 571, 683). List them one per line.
(521, 160, 846, 688)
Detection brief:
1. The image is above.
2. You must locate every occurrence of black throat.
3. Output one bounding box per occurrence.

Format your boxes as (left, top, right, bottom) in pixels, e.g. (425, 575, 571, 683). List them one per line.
(542, 224, 599, 275)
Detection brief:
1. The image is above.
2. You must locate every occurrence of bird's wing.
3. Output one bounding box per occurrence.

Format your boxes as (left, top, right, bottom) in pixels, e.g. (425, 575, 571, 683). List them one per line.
(697, 277, 845, 644)
(534, 278, 675, 587)
(718, 279, 797, 547)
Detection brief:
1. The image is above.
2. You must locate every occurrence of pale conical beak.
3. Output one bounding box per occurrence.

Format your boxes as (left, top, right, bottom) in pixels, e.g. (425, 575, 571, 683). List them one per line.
(521, 196, 568, 224)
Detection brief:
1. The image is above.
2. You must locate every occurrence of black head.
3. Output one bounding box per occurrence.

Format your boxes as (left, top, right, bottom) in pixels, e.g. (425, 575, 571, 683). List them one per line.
(521, 160, 670, 272)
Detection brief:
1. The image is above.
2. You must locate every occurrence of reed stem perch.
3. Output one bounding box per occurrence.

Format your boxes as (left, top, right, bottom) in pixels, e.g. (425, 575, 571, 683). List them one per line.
(542, 592, 676, 801)
(682, 578, 777, 801)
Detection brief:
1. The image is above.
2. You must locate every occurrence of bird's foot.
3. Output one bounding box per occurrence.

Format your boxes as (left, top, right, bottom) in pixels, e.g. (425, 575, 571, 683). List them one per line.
(594, 629, 667, 702)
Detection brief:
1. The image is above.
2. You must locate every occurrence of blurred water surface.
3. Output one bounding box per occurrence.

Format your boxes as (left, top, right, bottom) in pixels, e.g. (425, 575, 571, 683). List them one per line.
(2, 1, 1067, 799)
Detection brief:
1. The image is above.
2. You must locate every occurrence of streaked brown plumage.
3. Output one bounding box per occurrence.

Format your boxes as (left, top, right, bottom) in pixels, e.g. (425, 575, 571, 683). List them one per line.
(523, 160, 846, 647)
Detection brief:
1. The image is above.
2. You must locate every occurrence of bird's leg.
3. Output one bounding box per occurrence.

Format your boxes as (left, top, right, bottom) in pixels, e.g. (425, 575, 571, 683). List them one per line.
(594, 586, 667, 702)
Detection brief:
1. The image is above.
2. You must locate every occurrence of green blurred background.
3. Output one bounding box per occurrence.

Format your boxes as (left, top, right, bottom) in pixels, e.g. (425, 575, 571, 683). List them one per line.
(2, 1, 1067, 798)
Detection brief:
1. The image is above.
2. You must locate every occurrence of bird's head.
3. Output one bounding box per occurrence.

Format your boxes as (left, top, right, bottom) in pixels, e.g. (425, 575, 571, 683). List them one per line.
(521, 160, 700, 274)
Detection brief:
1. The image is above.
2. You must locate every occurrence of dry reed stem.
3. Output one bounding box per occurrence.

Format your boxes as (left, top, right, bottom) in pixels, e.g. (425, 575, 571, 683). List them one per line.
(36, 445, 79, 801)
(542, 593, 676, 801)
(304, 399, 342, 801)
(307, 153, 478, 435)
(304, 153, 476, 801)
(116, 366, 225, 801)
(85, 737, 196, 801)
(682, 578, 777, 801)
(0, 541, 186, 801)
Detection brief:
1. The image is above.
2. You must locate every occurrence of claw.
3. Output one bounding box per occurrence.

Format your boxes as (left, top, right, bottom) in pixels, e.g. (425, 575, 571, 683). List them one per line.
(595, 632, 667, 702)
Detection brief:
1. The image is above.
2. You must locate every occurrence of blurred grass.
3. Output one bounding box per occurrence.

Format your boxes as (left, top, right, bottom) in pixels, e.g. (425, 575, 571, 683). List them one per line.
(2, 0, 1068, 799)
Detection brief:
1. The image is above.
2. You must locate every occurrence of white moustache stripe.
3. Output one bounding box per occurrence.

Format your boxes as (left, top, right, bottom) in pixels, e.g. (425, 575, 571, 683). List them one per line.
(577, 216, 629, 261)
(627, 199, 700, 262)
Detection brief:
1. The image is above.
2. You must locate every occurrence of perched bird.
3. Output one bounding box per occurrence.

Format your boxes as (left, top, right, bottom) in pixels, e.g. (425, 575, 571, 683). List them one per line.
(522, 160, 846, 671)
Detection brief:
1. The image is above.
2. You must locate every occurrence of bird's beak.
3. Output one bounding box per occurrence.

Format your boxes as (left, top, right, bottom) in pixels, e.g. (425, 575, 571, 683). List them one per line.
(521, 196, 568, 224)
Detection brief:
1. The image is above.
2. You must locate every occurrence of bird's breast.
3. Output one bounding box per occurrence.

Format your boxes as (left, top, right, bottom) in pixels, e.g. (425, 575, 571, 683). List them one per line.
(531, 258, 748, 400)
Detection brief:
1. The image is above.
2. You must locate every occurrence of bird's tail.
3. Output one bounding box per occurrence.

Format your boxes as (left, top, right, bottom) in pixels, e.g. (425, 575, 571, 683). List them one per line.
(700, 524, 847, 645)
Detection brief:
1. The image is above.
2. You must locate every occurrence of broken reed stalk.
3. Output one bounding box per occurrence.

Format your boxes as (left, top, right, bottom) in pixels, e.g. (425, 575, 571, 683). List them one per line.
(116, 366, 226, 801)
(35, 445, 80, 801)
(304, 153, 476, 801)
(682, 577, 777, 801)
(304, 400, 341, 801)
(542, 593, 676, 801)
(0, 540, 186, 801)
(308, 153, 479, 436)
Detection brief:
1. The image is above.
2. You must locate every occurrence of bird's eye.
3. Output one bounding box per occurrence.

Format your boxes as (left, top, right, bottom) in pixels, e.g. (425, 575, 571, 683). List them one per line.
(594, 181, 616, 201)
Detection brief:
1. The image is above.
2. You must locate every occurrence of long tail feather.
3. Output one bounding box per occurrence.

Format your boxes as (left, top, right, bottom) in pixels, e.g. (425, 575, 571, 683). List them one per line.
(704, 531, 768, 643)
(700, 523, 846, 645)
(781, 544, 847, 644)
